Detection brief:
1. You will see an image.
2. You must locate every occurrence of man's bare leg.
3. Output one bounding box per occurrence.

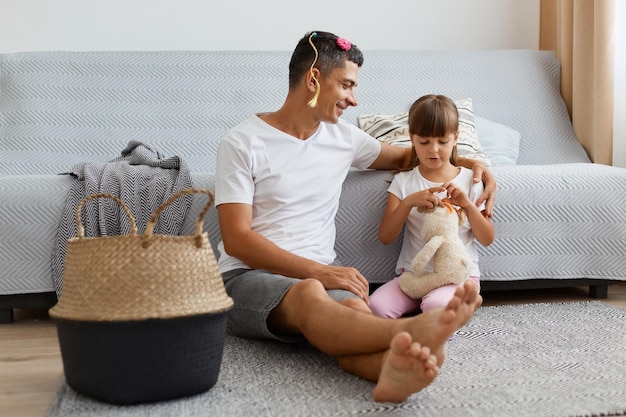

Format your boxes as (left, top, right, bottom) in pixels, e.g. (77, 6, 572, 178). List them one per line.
(332, 280, 480, 402)
(374, 280, 482, 402)
(421, 279, 482, 366)
(373, 332, 439, 402)
(269, 278, 481, 365)
(337, 332, 439, 403)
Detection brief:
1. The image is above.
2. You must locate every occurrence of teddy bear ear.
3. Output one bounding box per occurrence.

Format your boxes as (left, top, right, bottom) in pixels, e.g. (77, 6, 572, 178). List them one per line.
(455, 207, 467, 224)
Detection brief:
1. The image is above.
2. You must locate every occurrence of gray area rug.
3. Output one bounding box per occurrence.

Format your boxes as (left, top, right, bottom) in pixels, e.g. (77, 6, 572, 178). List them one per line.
(47, 301, 626, 417)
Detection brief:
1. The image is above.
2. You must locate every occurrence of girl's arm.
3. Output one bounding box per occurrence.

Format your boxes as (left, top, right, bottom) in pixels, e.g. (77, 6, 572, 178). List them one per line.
(379, 186, 446, 245)
(442, 182, 494, 246)
(370, 148, 496, 217)
(463, 202, 494, 246)
(378, 193, 408, 245)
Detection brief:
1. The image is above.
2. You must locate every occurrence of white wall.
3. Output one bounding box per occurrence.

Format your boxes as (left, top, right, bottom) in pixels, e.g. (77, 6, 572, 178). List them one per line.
(0, 0, 539, 52)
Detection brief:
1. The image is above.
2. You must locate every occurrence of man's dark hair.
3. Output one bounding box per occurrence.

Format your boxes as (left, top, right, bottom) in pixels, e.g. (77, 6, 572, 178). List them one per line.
(288, 31, 364, 89)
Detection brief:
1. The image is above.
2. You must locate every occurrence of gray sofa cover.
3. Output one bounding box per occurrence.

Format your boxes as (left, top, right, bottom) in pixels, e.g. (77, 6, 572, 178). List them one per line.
(2, 49, 626, 322)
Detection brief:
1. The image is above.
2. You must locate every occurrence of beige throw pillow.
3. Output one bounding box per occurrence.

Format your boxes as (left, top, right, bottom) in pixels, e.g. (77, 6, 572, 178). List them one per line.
(358, 98, 491, 166)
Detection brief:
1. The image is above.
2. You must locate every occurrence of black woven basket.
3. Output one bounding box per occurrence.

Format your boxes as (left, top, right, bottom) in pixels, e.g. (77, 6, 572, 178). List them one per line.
(50, 189, 234, 405)
(54, 311, 229, 405)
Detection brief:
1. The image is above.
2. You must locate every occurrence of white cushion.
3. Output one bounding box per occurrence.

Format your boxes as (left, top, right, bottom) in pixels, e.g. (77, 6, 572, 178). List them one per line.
(475, 116, 521, 166)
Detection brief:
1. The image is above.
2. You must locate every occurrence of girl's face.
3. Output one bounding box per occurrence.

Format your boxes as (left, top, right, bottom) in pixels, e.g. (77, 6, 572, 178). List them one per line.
(411, 130, 459, 170)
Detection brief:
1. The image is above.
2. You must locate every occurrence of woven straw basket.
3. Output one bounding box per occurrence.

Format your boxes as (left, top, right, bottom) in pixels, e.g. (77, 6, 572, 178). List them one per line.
(49, 189, 233, 405)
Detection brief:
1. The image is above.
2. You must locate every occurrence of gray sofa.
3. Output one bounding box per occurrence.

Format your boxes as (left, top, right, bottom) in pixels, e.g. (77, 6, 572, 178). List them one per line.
(2, 49, 626, 323)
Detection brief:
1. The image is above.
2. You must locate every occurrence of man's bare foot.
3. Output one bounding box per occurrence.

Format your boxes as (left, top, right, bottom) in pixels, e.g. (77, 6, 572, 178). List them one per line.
(404, 279, 482, 365)
(372, 331, 439, 403)
(439, 279, 482, 330)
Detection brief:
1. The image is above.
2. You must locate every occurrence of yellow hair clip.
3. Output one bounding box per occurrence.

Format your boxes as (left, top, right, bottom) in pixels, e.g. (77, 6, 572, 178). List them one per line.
(307, 32, 320, 108)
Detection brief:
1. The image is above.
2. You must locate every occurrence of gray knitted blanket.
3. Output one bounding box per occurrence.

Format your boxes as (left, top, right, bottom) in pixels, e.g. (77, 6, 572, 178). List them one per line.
(51, 141, 193, 297)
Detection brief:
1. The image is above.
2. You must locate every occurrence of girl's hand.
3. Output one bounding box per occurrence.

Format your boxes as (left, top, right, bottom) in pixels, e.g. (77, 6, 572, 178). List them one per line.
(442, 182, 471, 208)
(405, 186, 446, 209)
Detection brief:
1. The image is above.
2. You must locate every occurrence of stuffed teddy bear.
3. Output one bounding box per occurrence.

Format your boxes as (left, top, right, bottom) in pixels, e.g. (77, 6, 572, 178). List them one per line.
(398, 202, 472, 299)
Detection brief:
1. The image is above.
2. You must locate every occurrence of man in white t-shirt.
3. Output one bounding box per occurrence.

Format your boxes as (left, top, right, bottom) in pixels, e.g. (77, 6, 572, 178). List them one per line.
(215, 31, 495, 403)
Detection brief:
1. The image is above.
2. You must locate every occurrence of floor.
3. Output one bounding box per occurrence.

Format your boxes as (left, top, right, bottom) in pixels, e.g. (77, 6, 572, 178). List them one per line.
(1, 282, 626, 417)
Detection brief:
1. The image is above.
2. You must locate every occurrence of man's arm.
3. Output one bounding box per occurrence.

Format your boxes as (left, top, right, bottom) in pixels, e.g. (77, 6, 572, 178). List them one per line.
(217, 203, 370, 300)
(367, 143, 412, 171)
(456, 157, 496, 218)
(218, 203, 318, 276)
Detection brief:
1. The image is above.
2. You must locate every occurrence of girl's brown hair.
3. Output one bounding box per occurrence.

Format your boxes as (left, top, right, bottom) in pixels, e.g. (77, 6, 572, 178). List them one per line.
(399, 94, 459, 172)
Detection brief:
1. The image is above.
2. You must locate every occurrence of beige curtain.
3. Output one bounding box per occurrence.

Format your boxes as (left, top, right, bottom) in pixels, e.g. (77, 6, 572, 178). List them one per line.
(540, 0, 615, 165)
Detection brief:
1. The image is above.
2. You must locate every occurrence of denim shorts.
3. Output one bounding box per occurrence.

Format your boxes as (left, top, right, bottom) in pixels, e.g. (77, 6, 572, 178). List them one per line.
(221, 265, 358, 343)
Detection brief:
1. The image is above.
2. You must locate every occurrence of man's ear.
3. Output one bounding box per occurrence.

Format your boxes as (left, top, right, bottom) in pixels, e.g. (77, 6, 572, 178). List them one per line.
(306, 68, 320, 93)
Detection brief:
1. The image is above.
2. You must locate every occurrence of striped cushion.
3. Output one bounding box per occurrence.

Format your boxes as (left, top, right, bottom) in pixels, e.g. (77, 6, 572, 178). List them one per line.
(358, 98, 491, 166)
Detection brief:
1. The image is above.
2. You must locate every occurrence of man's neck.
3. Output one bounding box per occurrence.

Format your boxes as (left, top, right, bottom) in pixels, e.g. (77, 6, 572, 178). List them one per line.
(259, 104, 321, 140)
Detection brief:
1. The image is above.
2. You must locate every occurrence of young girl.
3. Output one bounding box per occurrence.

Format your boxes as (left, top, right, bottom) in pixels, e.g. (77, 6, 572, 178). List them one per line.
(369, 94, 494, 318)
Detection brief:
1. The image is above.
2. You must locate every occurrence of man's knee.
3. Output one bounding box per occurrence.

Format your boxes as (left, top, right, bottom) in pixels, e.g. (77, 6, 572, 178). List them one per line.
(267, 279, 325, 335)
(284, 278, 327, 306)
(286, 279, 368, 313)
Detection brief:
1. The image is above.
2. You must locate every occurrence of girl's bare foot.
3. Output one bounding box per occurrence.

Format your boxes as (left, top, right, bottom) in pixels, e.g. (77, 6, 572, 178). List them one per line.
(373, 331, 439, 403)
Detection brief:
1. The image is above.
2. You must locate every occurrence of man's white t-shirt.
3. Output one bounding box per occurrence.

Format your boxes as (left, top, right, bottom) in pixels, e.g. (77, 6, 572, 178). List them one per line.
(215, 115, 381, 273)
(388, 167, 485, 277)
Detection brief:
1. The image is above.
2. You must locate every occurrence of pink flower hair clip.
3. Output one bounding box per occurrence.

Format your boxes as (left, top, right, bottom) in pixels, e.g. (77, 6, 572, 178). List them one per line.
(336, 37, 352, 51)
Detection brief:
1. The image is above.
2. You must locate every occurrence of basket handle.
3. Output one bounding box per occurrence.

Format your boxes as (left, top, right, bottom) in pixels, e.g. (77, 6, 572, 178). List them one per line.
(75, 193, 138, 238)
(144, 188, 214, 248)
